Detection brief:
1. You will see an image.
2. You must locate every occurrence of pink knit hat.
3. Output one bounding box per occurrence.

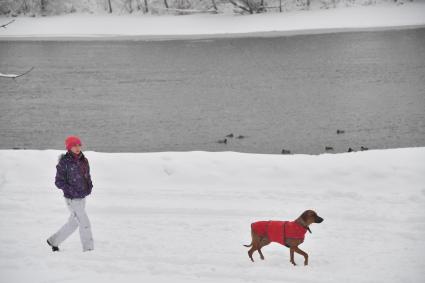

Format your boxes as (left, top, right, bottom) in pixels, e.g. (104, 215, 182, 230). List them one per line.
(65, 136, 82, 150)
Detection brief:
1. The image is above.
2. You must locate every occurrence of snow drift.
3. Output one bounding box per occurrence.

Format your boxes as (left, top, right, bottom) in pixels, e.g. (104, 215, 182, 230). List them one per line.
(1, 3, 425, 39)
(0, 148, 424, 282)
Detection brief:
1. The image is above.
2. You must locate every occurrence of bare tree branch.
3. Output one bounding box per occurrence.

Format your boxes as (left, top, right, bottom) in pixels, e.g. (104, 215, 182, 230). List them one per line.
(1, 19, 15, 29)
(228, 0, 252, 13)
(0, 19, 33, 81)
(0, 67, 34, 79)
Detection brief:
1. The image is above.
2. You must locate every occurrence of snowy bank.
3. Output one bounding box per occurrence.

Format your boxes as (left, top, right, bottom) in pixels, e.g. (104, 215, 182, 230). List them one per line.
(0, 148, 424, 283)
(0, 3, 425, 40)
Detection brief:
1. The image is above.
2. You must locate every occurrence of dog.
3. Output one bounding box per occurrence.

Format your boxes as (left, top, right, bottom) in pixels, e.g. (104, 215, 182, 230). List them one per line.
(244, 210, 324, 266)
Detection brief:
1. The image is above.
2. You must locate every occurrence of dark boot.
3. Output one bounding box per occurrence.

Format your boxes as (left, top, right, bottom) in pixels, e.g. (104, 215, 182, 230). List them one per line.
(47, 239, 59, 252)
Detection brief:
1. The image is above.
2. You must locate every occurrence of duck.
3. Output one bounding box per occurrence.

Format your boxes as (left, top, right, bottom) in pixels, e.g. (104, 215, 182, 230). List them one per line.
(281, 149, 291, 154)
(217, 138, 227, 144)
(325, 146, 334, 151)
(360, 146, 369, 151)
(336, 129, 345, 134)
(226, 133, 234, 138)
(347, 147, 354, 152)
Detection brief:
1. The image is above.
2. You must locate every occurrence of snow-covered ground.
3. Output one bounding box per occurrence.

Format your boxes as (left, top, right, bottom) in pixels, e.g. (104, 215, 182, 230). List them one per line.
(0, 148, 424, 282)
(0, 3, 425, 39)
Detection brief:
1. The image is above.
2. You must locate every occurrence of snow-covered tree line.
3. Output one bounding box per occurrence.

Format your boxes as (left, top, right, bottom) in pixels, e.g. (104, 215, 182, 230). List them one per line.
(0, 0, 412, 15)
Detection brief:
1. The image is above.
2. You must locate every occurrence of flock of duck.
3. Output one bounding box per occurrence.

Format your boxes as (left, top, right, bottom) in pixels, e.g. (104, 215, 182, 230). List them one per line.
(217, 133, 245, 144)
(217, 129, 369, 154)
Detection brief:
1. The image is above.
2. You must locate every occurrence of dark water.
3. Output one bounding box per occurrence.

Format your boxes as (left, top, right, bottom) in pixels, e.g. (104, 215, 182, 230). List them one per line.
(1, 29, 425, 154)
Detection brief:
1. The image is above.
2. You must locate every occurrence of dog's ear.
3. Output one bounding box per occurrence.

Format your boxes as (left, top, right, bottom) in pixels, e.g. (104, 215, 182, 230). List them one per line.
(300, 210, 318, 224)
(300, 210, 310, 222)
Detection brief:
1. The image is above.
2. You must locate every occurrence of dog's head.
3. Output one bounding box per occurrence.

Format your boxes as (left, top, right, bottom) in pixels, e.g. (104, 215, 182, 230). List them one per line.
(300, 210, 324, 225)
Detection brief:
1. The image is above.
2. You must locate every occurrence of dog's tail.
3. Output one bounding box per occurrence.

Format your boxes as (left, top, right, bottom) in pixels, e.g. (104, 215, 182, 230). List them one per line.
(244, 224, 254, 247)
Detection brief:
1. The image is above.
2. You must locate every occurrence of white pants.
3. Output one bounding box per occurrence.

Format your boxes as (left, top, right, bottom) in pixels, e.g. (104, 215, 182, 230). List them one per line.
(48, 198, 94, 251)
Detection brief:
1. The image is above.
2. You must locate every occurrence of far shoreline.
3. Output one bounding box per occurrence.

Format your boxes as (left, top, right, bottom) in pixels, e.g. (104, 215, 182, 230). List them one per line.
(0, 24, 424, 42)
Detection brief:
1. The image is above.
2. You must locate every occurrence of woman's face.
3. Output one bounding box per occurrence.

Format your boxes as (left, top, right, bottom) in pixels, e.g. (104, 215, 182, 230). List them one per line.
(70, 144, 81, 154)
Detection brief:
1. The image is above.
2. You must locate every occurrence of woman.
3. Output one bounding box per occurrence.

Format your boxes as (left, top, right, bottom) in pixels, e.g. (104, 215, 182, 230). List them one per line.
(47, 135, 94, 252)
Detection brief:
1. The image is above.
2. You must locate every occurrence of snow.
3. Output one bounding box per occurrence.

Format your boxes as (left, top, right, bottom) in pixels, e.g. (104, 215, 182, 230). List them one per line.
(0, 148, 424, 282)
(0, 3, 424, 39)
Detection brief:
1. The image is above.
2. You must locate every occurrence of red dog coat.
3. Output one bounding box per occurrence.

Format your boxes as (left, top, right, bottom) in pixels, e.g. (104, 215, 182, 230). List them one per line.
(251, 220, 308, 246)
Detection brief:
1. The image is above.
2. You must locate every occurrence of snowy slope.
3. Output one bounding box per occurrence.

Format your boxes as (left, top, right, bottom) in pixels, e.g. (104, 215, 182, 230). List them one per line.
(0, 3, 425, 39)
(0, 148, 424, 283)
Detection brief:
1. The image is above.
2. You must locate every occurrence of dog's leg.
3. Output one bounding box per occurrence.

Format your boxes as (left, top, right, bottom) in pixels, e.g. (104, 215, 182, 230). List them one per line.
(246, 231, 255, 261)
(248, 246, 256, 262)
(258, 238, 270, 260)
(244, 230, 259, 262)
(294, 246, 309, 266)
(289, 247, 297, 266)
(247, 232, 262, 262)
(258, 248, 265, 260)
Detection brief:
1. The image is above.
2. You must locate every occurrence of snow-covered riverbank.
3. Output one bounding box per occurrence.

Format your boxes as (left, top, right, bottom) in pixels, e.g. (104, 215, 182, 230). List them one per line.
(0, 148, 424, 282)
(1, 3, 425, 40)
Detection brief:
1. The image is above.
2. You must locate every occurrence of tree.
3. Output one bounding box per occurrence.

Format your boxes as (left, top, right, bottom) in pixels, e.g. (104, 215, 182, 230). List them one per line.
(134, 0, 148, 13)
(211, 0, 218, 11)
(144, 0, 149, 13)
(125, 0, 134, 13)
(40, 0, 46, 14)
(228, 0, 264, 14)
(106, 0, 113, 13)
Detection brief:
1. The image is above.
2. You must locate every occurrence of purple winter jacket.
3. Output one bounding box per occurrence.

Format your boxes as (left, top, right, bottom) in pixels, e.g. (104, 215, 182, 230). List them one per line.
(55, 151, 93, 199)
